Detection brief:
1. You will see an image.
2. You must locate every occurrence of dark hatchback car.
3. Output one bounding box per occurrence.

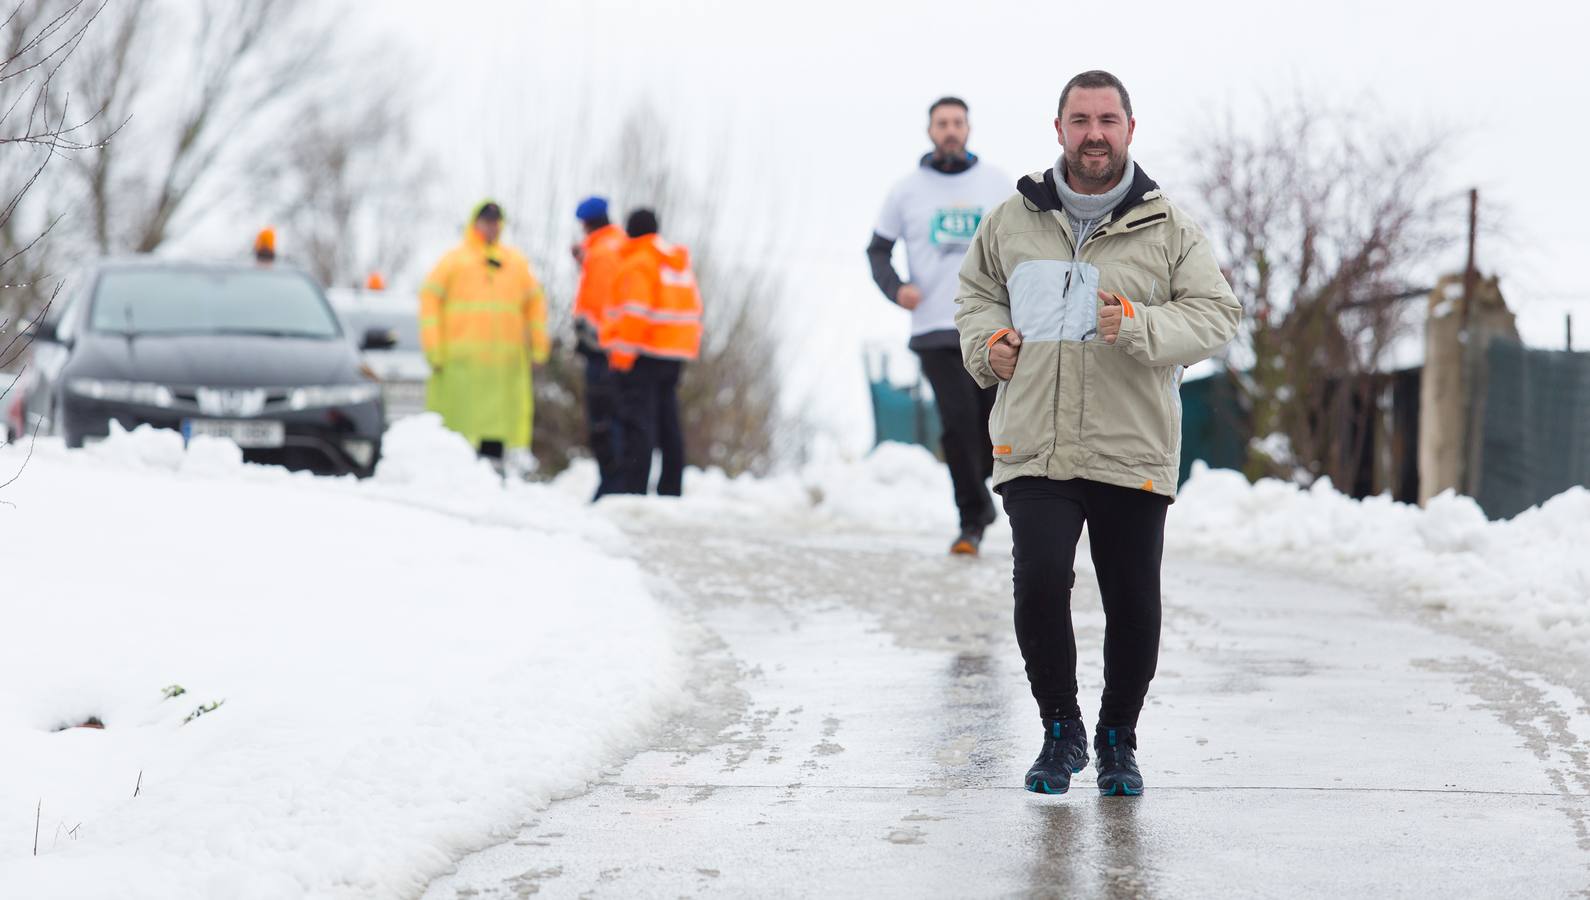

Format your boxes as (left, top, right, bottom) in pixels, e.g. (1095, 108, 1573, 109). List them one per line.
(25, 259, 389, 476)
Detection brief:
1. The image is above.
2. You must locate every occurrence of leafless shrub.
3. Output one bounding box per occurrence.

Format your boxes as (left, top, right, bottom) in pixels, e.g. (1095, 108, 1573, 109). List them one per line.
(0, 1, 108, 494)
(40, 0, 427, 281)
(252, 60, 435, 288)
(1189, 95, 1456, 490)
(0, 0, 108, 329)
(65, 0, 336, 254)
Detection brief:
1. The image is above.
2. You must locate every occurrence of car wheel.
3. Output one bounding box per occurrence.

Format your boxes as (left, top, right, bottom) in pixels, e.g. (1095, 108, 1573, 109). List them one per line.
(357, 442, 382, 479)
(57, 403, 85, 449)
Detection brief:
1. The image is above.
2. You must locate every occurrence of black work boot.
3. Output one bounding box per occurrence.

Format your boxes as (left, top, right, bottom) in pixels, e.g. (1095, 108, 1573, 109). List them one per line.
(949, 526, 985, 556)
(1024, 717, 1089, 794)
(950, 506, 997, 556)
(1094, 725, 1144, 797)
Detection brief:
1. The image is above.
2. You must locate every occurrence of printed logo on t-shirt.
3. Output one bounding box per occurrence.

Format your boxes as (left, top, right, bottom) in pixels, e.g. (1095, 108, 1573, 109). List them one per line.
(930, 207, 982, 247)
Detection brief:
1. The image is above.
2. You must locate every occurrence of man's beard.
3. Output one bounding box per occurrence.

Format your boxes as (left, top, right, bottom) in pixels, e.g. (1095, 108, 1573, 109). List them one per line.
(1065, 142, 1126, 191)
(934, 139, 967, 162)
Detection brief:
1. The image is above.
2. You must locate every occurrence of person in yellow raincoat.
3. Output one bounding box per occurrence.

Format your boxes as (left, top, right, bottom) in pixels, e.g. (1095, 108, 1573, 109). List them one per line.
(419, 201, 550, 468)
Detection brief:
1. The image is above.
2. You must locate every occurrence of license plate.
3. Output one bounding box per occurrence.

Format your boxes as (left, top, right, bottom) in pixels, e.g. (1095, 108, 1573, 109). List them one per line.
(182, 418, 286, 448)
(382, 381, 426, 413)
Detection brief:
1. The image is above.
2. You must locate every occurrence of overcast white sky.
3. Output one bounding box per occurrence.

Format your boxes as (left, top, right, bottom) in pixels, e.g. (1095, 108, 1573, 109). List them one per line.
(375, 0, 1590, 452)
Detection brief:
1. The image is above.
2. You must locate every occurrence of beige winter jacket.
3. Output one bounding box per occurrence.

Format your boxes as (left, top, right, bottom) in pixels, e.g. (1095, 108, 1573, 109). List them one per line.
(954, 163, 1240, 499)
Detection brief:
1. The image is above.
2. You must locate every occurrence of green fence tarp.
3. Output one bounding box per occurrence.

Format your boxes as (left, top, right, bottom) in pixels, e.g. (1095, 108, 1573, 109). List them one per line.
(1477, 339, 1590, 519)
(867, 352, 942, 452)
(1179, 372, 1248, 484)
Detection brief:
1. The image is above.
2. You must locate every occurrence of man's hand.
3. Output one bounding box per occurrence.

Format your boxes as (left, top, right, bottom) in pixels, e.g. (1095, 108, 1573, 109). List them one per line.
(570, 242, 585, 264)
(1098, 290, 1124, 345)
(990, 330, 1022, 381)
(897, 284, 922, 310)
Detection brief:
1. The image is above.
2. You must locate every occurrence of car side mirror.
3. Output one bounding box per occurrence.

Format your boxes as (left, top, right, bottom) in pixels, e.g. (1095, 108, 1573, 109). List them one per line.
(359, 328, 398, 351)
(30, 318, 58, 344)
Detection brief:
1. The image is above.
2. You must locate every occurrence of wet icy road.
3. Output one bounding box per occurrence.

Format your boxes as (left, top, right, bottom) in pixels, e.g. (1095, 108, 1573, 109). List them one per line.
(424, 503, 1590, 899)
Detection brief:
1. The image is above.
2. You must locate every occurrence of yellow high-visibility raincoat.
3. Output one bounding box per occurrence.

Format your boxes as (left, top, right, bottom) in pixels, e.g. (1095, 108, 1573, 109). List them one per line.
(419, 201, 550, 450)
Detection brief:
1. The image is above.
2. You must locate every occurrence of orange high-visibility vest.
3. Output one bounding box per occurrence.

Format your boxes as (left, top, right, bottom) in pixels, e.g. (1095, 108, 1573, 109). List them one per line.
(604, 235, 703, 372)
(573, 223, 627, 339)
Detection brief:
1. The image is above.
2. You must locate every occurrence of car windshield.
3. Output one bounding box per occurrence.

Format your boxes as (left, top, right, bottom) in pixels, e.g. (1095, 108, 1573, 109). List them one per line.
(89, 268, 341, 339)
(337, 308, 420, 350)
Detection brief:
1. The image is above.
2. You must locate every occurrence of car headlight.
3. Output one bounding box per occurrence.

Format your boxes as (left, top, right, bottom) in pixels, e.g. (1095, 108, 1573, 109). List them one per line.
(287, 383, 382, 410)
(67, 378, 175, 407)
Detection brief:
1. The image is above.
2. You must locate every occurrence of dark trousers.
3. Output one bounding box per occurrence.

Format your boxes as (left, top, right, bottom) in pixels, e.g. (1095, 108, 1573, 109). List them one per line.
(582, 350, 621, 498)
(916, 347, 997, 530)
(616, 357, 684, 496)
(1000, 476, 1170, 727)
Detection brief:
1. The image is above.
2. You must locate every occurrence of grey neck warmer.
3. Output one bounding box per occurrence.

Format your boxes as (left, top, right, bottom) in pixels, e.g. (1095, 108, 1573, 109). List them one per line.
(1054, 155, 1135, 246)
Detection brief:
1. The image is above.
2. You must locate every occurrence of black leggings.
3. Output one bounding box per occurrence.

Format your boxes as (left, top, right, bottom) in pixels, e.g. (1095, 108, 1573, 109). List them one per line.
(1000, 476, 1169, 726)
(916, 347, 996, 529)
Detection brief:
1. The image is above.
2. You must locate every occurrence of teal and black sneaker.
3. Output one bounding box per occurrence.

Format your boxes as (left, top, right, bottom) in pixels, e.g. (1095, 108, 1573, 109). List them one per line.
(1095, 725, 1144, 796)
(1024, 718, 1089, 794)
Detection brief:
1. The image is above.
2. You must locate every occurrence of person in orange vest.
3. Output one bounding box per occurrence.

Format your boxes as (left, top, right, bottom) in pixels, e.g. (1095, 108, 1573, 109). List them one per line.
(604, 208, 702, 496)
(254, 228, 276, 264)
(365, 272, 386, 291)
(419, 200, 550, 477)
(571, 196, 627, 498)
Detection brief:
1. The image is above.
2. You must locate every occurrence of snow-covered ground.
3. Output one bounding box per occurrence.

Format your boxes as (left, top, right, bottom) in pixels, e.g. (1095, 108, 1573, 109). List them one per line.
(0, 418, 687, 898)
(652, 446, 1590, 665)
(2, 419, 1586, 898)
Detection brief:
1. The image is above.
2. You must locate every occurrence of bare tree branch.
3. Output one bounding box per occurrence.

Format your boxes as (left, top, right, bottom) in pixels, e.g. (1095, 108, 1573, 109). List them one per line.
(1190, 94, 1456, 492)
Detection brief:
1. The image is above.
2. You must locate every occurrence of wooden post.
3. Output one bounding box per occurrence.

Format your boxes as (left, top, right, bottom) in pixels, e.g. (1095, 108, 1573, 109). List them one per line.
(1460, 189, 1478, 335)
(1419, 278, 1466, 504)
(1458, 189, 1480, 496)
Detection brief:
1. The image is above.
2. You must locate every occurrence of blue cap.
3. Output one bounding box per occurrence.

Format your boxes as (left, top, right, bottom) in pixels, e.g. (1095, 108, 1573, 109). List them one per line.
(575, 196, 608, 222)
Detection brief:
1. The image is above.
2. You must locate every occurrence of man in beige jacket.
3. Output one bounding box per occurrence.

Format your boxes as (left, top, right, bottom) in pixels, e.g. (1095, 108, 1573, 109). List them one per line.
(954, 70, 1240, 797)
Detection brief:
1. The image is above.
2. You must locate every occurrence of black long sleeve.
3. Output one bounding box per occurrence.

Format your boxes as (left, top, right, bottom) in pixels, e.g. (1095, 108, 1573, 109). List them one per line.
(866, 232, 904, 304)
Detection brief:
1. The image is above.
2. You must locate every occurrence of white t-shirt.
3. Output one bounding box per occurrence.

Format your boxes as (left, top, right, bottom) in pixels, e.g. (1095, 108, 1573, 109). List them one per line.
(874, 158, 1012, 338)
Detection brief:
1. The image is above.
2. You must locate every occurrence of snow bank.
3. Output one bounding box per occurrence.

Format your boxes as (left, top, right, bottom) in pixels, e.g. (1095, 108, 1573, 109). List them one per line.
(1170, 463, 1590, 653)
(0, 419, 686, 898)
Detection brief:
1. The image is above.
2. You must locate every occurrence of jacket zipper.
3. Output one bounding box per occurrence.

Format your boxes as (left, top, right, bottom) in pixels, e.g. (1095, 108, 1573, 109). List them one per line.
(1046, 211, 1074, 464)
(1076, 228, 1090, 441)
(1060, 204, 1158, 456)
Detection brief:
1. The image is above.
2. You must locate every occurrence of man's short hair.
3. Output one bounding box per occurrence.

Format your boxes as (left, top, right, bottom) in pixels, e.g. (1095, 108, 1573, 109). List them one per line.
(1057, 70, 1133, 120)
(928, 96, 968, 119)
(626, 208, 658, 238)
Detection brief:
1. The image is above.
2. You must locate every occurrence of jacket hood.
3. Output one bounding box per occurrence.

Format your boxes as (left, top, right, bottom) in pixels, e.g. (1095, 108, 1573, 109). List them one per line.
(1017, 162, 1160, 221)
(463, 198, 507, 244)
(625, 233, 691, 269)
(468, 197, 506, 223)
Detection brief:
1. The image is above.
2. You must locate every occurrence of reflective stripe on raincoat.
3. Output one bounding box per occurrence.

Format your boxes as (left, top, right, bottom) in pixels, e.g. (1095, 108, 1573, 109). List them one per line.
(419, 201, 550, 450)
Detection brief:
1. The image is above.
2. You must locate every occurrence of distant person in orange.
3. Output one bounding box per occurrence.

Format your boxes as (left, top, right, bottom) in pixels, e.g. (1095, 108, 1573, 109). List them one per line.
(571, 196, 627, 499)
(419, 200, 550, 477)
(254, 228, 277, 265)
(605, 208, 701, 496)
(365, 272, 386, 291)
